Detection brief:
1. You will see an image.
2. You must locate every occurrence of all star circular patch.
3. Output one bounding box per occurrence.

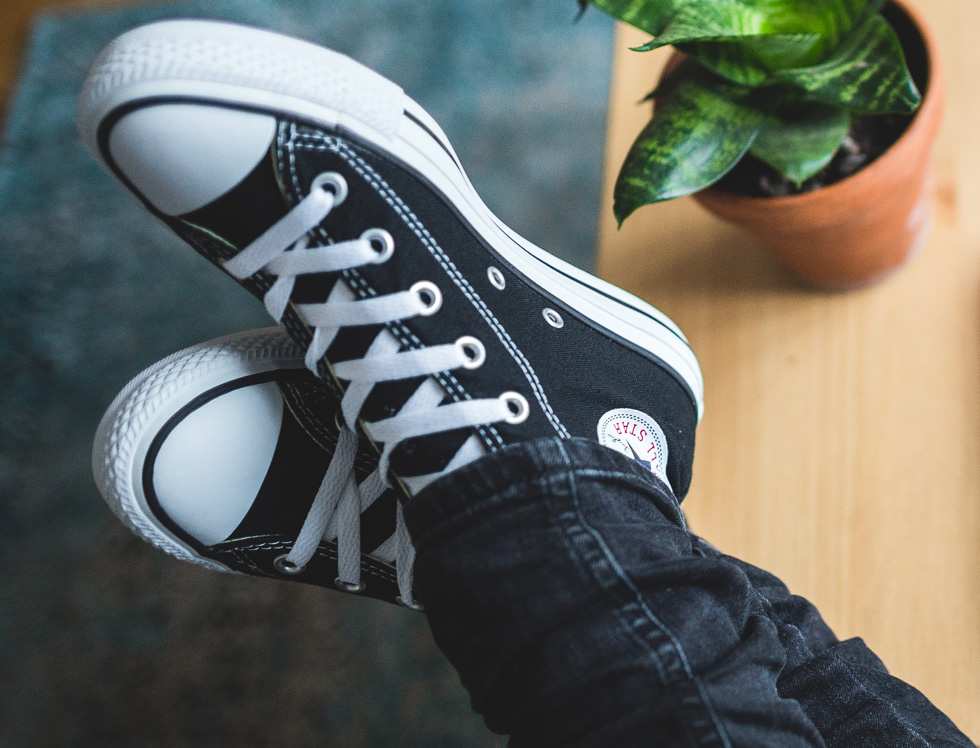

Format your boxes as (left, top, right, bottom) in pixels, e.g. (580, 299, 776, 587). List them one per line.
(596, 408, 670, 488)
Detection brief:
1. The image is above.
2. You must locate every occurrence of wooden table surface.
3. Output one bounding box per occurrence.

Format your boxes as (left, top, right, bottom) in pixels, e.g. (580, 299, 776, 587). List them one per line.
(599, 2, 980, 739)
(2, 0, 977, 741)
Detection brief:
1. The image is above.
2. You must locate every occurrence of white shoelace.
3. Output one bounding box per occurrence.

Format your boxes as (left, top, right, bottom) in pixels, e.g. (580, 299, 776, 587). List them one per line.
(223, 172, 529, 607)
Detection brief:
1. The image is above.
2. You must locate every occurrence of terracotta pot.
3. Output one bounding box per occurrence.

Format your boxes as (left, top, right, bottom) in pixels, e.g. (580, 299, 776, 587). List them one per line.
(690, 0, 944, 289)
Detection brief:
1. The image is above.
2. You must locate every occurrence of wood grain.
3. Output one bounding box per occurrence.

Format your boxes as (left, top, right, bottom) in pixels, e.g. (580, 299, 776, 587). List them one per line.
(597, 1, 980, 739)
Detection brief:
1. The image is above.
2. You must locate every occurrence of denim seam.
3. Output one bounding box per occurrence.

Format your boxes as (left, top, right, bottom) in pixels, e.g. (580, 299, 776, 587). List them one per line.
(413, 467, 676, 546)
(550, 441, 733, 748)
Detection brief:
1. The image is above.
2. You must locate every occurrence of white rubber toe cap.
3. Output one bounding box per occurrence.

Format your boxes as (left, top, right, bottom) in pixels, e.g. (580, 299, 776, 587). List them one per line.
(108, 103, 276, 215)
(152, 381, 284, 545)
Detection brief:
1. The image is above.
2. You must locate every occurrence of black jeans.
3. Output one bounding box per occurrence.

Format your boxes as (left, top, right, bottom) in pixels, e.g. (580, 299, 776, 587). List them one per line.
(404, 437, 973, 747)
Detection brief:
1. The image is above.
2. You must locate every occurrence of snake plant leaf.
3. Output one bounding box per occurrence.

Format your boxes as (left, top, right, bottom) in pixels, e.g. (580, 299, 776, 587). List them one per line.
(777, 14, 921, 113)
(676, 34, 825, 86)
(584, 0, 886, 49)
(614, 66, 769, 223)
(631, 0, 823, 48)
(582, 0, 680, 35)
(626, 0, 865, 85)
(632, 1, 827, 78)
(749, 102, 850, 184)
(628, 0, 884, 52)
(787, 0, 886, 48)
(820, 0, 887, 44)
(630, 1, 775, 49)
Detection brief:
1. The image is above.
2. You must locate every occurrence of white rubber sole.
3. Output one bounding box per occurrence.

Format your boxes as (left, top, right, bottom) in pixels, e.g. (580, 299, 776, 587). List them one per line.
(92, 328, 304, 571)
(78, 19, 704, 418)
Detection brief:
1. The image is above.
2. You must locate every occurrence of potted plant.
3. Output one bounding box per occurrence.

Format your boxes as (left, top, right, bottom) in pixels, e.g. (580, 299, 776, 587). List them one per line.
(580, 0, 943, 288)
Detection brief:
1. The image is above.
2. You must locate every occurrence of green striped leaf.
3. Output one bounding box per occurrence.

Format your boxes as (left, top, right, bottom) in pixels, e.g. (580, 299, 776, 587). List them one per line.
(630, 1, 775, 48)
(616, 0, 883, 47)
(749, 102, 850, 183)
(776, 14, 921, 113)
(582, 0, 679, 35)
(677, 35, 825, 85)
(727, 32, 826, 70)
(584, 0, 886, 49)
(622, 0, 884, 86)
(613, 66, 770, 222)
(818, 0, 887, 45)
(632, 2, 828, 73)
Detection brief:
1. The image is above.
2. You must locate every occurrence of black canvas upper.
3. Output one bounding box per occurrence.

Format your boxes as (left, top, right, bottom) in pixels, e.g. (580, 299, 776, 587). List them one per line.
(105, 108, 698, 497)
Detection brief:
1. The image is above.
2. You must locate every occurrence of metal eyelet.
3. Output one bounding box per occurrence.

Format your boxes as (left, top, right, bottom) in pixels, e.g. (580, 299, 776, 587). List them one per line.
(396, 596, 425, 612)
(542, 308, 564, 328)
(455, 336, 486, 369)
(499, 391, 530, 424)
(361, 228, 395, 263)
(335, 578, 366, 593)
(310, 172, 348, 205)
(410, 281, 442, 316)
(487, 266, 506, 290)
(274, 554, 305, 575)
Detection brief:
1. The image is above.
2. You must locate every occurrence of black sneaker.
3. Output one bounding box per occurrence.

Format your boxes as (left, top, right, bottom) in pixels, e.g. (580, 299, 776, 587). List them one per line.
(79, 20, 703, 499)
(93, 328, 421, 608)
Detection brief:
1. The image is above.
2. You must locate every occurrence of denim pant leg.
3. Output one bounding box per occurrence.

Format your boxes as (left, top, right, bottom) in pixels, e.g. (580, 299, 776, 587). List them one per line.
(404, 437, 826, 747)
(689, 540, 975, 748)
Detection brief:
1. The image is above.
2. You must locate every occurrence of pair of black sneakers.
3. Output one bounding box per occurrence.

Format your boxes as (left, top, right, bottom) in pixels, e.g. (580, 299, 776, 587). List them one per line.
(82, 20, 704, 610)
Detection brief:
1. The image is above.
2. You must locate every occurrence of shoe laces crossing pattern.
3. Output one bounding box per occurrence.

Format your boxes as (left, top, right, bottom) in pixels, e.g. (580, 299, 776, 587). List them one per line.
(223, 173, 529, 607)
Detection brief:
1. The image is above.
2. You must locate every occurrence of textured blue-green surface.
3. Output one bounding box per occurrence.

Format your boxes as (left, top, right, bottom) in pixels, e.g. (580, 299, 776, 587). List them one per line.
(0, 0, 613, 745)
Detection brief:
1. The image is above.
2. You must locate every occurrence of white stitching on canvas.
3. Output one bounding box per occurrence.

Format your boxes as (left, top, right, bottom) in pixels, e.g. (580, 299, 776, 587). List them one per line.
(281, 130, 505, 449)
(296, 157, 472, 412)
(289, 131, 568, 438)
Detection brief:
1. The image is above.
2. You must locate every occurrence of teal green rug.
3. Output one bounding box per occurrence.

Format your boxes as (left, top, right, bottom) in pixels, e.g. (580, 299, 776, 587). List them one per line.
(0, 1, 613, 745)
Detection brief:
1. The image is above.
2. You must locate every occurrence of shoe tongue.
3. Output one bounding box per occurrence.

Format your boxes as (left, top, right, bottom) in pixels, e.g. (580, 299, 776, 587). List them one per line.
(178, 150, 289, 250)
(172, 145, 471, 488)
